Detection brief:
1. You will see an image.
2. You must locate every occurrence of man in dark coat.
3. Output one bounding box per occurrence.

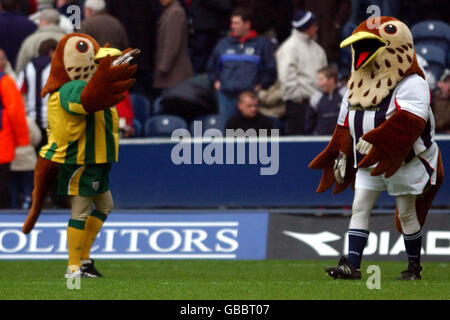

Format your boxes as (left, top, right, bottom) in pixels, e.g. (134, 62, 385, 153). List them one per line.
(0, 0, 37, 69)
(226, 91, 274, 135)
(81, 0, 129, 51)
(153, 0, 193, 90)
(233, 0, 293, 44)
(191, 0, 231, 73)
(105, 0, 157, 96)
(294, 0, 351, 63)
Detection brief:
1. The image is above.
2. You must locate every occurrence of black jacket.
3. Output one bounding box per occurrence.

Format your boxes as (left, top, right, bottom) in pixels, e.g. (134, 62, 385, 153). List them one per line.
(191, 0, 232, 31)
(226, 113, 274, 135)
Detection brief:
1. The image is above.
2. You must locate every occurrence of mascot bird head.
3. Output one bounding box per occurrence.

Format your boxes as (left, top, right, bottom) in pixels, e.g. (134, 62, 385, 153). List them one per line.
(341, 17, 425, 107)
(41, 33, 122, 97)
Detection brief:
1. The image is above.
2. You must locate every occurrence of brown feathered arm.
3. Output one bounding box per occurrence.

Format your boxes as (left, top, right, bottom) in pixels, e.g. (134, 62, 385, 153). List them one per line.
(358, 110, 426, 178)
(80, 55, 137, 113)
(308, 125, 356, 194)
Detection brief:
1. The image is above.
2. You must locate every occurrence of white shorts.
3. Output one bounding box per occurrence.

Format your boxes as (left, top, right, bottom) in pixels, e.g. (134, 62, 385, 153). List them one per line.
(355, 156, 434, 196)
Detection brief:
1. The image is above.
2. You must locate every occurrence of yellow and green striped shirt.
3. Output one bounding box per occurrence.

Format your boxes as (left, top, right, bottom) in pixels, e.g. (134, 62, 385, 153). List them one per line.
(40, 80, 119, 165)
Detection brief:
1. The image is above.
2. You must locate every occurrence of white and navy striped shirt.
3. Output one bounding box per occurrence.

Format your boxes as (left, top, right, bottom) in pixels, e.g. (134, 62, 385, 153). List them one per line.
(337, 74, 438, 183)
(17, 56, 51, 130)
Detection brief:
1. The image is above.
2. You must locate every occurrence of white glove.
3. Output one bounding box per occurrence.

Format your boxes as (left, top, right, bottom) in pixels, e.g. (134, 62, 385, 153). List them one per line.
(356, 138, 373, 155)
(334, 152, 347, 184)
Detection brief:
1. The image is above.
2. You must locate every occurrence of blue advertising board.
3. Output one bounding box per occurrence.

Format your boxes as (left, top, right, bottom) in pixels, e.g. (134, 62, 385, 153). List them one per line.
(0, 211, 269, 260)
(110, 137, 450, 208)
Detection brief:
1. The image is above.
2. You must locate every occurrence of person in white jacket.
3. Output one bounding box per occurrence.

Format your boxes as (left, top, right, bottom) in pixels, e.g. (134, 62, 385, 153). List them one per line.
(276, 10, 327, 134)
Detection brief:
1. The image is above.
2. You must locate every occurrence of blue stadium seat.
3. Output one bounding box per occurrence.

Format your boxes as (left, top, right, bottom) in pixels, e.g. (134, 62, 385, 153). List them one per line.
(415, 44, 447, 81)
(411, 20, 450, 52)
(130, 94, 151, 125)
(144, 115, 188, 137)
(189, 114, 227, 135)
(152, 96, 164, 115)
(132, 118, 142, 138)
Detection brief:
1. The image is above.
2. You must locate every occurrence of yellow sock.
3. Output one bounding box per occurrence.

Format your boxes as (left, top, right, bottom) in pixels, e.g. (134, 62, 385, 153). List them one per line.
(67, 219, 86, 269)
(81, 210, 108, 260)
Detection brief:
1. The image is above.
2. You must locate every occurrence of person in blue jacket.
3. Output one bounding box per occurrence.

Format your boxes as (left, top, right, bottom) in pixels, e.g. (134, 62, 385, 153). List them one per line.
(207, 7, 276, 121)
(0, 0, 37, 70)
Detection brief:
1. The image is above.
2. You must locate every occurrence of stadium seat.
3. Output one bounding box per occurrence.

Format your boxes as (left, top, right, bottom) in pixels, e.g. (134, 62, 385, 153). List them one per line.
(415, 44, 447, 81)
(132, 118, 142, 138)
(189, 114, 227, 135)
(130, 94, 151, 125)
(144, 115, 188, 137)
(411, 20, 450, 52)
(152, 96, 164, 115)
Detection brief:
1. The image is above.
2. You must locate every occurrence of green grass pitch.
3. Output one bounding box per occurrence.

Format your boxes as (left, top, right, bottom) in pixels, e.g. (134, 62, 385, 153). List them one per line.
(0, 260, 448, 300)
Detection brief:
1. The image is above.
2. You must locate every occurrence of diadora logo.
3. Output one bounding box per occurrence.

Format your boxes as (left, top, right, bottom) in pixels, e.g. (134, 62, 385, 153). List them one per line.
(283, 230, 450, 257)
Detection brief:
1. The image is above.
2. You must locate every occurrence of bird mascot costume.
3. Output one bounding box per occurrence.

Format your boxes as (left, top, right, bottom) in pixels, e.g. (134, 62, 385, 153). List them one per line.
(21, 33, 137, 278)
(309, 17, 444, 280)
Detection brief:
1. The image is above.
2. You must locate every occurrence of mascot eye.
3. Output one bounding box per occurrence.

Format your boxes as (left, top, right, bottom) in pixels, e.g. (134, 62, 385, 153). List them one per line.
(76, 40, 89, 53)
(384, 24, 397, 35)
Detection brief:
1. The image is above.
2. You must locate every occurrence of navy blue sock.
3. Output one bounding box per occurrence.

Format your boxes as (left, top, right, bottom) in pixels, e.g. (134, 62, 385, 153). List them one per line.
(403, 229, 423, 265)
(347, 229, 369, 269)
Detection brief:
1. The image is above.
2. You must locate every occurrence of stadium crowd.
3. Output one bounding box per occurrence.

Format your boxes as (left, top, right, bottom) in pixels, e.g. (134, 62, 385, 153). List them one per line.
(0, 0, 449, 208)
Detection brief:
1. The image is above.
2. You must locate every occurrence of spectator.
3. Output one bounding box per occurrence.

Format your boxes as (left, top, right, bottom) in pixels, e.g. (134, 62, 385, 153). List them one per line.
(0, 53, 30, 208)
(0, 48, 18, 82)
(225, 90, 274, 135)
(304, 65, 347, 135)
(153, 0, 193, 91)
(294, 0, 351, 64)
(432, 69, 450, 134)
(36, 0, 53, 9)
(18, 0, 37, 15)
(190, 0, 232, 74)
(276, 10, 327, 135)
(116, 91, 135, 138)
(0, 0, 38, 70)
(234, 0, 294, 44)
(15, 8, 65, 74)
(258, 80, 285, 119)
(207, 7, 276, 121)
(17, 39, 57, 149)
(105, 0, 158, 97)
(80, 0, 129, 50)
(29, 1, 75, 34)
(10, 116, 41, 209)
